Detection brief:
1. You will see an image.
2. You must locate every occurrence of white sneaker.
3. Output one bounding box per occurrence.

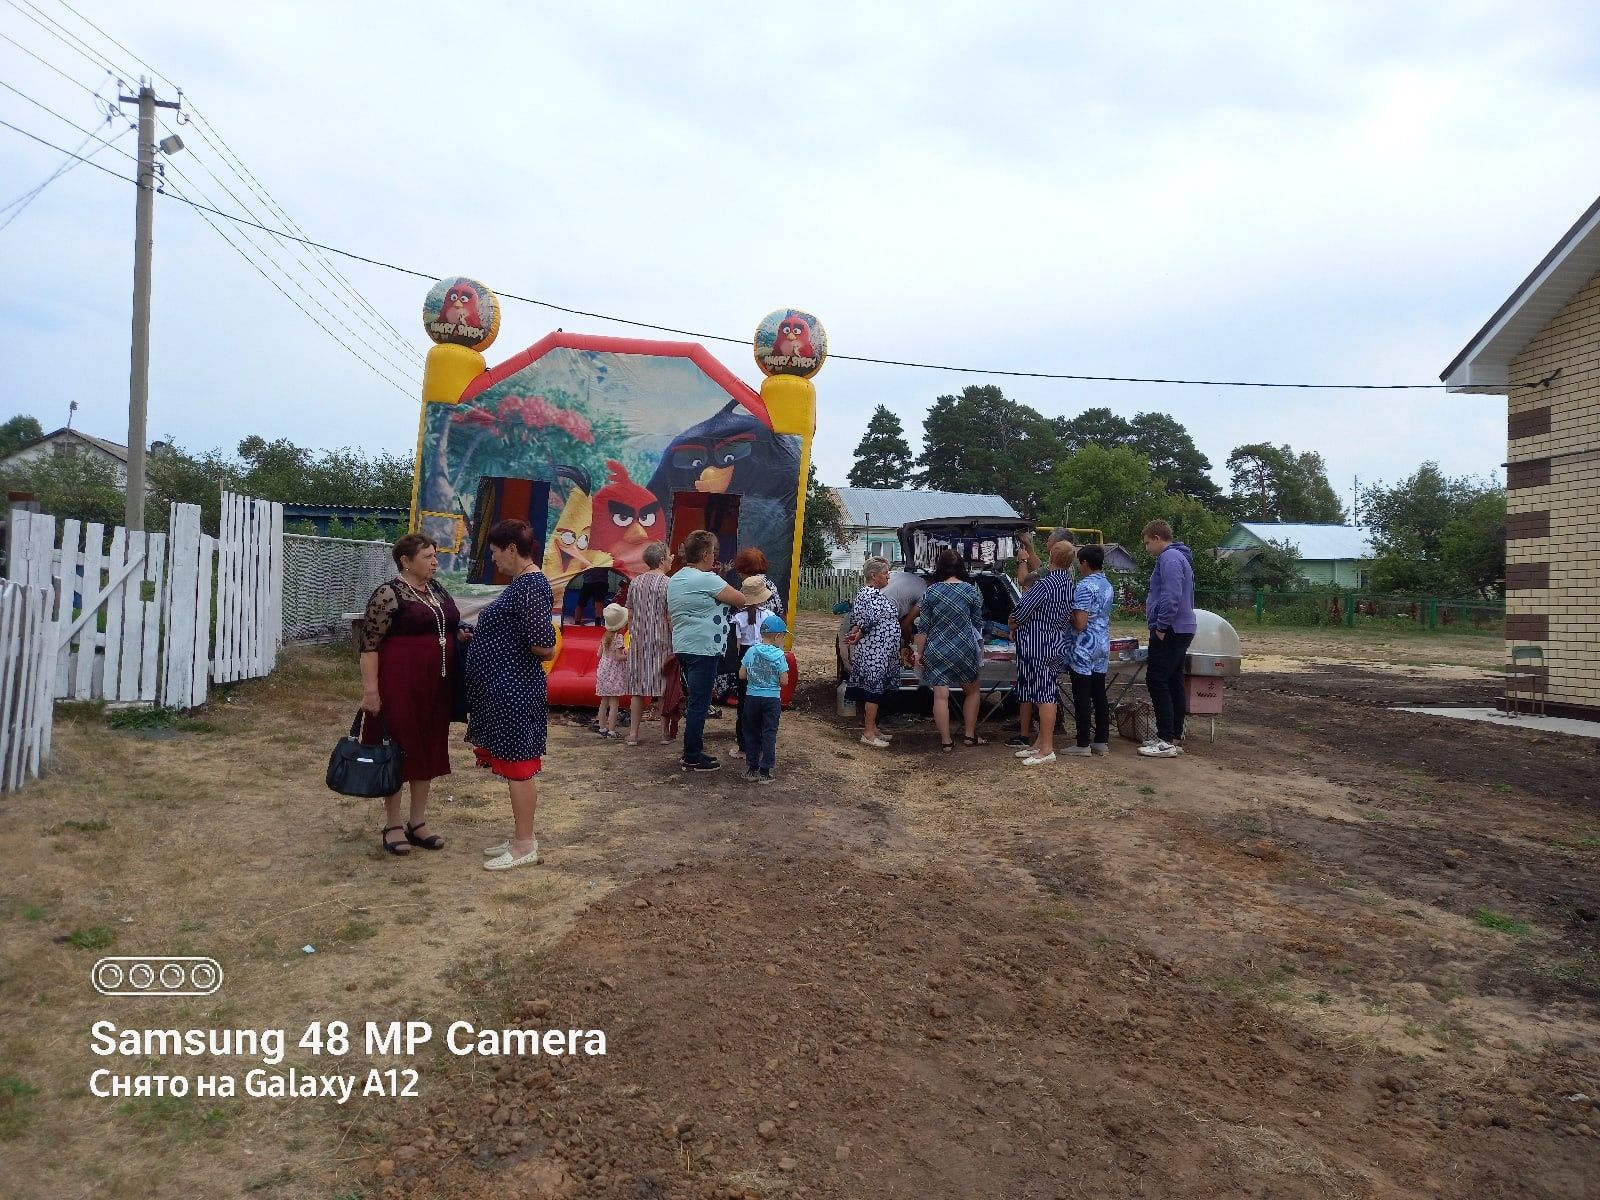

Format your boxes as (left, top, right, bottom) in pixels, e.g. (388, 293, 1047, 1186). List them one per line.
(1022, 751, 1056, 766)
(1015, 747, 1039, 758)
(484, 839, 539, 870)
(483, 840, 509, 856)
(1090, 742, 1110, 756)
(1138, 740, 1180, 758)
(859, 735, 890, 749)
(1061, 746, 1092, 757)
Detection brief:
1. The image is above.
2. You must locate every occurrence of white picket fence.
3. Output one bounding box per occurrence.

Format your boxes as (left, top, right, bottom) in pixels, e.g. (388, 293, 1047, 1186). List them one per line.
(2, 491, 286, 745)
(0, 579, 56, 791)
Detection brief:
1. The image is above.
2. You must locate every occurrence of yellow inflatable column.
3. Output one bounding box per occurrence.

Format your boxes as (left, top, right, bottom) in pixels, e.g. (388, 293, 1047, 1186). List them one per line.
(753, 309, 827, 654)
(408, 276, 502, 549)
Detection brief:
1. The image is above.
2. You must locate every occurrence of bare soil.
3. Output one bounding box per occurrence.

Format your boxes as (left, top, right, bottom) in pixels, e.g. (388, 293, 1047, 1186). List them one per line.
(1, 613, 1596, 1199)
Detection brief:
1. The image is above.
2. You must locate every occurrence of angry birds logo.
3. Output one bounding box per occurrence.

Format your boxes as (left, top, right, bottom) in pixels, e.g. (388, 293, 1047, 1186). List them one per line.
(590, 460, 664, 576)
(754, 307, 826, 379)
(423, 275, 501, 351)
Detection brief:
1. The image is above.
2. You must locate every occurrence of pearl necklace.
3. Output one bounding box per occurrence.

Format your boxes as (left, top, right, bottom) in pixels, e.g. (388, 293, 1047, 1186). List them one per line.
(399, 574, 448, 677)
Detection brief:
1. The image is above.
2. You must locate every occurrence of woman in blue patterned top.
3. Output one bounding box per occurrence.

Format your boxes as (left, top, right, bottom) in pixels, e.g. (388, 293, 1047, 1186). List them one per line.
(465, 520, 559, 871)
(1011, 539, 1078, 766)
(1066, 543, 1115, 756)
(913, 549, 986, 752)
(843, 557, 900, 748)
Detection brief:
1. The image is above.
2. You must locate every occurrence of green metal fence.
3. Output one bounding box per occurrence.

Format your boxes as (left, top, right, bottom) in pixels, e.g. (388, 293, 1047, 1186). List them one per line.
(1191, 588, 1504, 635)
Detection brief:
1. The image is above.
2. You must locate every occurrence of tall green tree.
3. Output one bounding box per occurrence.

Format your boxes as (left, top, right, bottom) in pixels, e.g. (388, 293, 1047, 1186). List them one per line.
(1226, 442, 1345, 522)
(1055, 407, 1219, 503)
(847, 405, 915, 489)
(800, 463, 848, 568)
(0, 414, 44, 455)
(1361, 464, 1503, 596)
(916, 385, 1061, 515)
(0, 445, 124, 527)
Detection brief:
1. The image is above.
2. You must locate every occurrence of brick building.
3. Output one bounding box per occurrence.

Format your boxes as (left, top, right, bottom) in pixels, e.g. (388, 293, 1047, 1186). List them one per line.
(1442, 195, 1600, 719)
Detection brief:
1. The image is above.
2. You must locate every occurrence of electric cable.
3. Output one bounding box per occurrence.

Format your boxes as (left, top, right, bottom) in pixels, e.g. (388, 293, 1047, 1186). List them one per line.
(2, 0, 132, 80)
(0, 115, 124, 226)
(0, 77, 138, 163)
(0, 116, 1463, 391)
(46, 0, 176, 89)
(0, 28, 109, 95)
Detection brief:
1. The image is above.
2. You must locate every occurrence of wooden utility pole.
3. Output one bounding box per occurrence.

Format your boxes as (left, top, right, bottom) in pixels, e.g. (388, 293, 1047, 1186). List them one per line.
(118, 81, 181, 531)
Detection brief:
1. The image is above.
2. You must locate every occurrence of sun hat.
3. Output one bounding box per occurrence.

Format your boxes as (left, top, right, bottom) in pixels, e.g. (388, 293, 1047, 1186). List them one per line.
(740, 575, 775, 606)
(760, 614, 788, 636)
(603, 603, 630, 632)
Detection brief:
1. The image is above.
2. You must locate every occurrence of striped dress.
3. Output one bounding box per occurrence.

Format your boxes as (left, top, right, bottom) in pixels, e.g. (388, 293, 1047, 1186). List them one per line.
(1012, 568, 1075, 704)
(623, 570, 672, 697)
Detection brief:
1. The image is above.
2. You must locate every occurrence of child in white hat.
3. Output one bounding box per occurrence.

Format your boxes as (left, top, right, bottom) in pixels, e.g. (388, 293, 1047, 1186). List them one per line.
(595, 603, 630, 739)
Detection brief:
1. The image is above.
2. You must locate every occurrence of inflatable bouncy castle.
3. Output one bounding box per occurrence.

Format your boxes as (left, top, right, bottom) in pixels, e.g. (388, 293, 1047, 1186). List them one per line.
(409, 276, 823, 706)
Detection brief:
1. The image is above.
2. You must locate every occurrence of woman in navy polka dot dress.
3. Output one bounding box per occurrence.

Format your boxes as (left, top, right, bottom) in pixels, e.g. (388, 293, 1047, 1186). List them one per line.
(464, 519, 559, 871)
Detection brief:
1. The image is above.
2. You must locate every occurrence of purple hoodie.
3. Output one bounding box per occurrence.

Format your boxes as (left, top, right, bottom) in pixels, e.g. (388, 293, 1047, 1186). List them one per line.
(1146, 541, 1197, 635)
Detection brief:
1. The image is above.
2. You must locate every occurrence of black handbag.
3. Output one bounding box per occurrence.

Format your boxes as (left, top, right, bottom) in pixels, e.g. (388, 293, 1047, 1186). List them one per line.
(325, 711, 405, 798)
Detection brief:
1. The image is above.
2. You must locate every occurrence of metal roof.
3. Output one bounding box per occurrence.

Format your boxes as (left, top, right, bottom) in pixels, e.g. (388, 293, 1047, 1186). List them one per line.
(831, 487, 1019, 529)
(1441, 194, 1600, 393)
(1234, 522, 1373, 561)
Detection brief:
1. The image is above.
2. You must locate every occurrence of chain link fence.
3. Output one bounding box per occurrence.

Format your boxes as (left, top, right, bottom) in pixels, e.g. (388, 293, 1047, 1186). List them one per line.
(282, 534, 394, 643)
(1193, 588, 1504, 635)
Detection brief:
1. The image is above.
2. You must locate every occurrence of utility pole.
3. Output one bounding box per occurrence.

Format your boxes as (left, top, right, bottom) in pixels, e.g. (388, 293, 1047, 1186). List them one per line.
(118, 81, 182, 531)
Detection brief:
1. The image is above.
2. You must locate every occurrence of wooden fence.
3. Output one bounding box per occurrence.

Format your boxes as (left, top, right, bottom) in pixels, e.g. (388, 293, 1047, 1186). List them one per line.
(2, 492, 286, 770)
(0, 580, 56, 792)
(798, 566, 864, 610)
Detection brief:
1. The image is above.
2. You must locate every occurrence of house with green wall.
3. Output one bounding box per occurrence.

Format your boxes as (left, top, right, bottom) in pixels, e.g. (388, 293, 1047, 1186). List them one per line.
(1217, 522, 1374, 588)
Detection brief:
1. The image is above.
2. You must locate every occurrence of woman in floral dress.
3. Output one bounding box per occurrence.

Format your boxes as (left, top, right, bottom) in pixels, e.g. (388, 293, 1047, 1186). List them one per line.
(914, 549, 986, 752)
(623, 542, 672, 746)
(844, 557, 900, 748)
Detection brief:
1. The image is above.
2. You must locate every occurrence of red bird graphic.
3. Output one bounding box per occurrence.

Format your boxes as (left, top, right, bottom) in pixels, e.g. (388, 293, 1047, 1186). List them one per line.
(590, 460, 664, 576)
(772, 313, 816, 358)
(440, 280, 484, 329)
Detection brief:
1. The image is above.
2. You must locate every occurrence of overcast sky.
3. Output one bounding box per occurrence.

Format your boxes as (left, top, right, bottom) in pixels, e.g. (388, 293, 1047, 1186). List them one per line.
(3, 1, 1598, 513)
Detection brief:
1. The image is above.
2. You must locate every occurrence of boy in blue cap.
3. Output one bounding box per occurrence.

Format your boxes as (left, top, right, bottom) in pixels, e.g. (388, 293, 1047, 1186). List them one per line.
(738, 614, 790, 783)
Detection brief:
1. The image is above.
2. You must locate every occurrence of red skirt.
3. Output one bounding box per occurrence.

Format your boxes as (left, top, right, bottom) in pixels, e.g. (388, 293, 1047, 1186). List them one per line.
(371, 634, 454, 782)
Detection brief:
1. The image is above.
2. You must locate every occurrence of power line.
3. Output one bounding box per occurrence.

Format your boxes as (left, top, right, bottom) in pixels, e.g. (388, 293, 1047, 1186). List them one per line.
(2, 0, 131, 79)
(40, 0, 417, 357)
(0, 116, 1461, 392)
(0, 116, 124, 226)
(160, 176, 418, 399)
(46, 0, 175, 88)
(0, 28, 110, 94)
(0, 76, 138, 163)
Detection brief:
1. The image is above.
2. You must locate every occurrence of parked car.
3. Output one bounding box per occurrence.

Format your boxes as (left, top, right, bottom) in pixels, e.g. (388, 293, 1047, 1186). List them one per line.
(835, 516, 1030, 697)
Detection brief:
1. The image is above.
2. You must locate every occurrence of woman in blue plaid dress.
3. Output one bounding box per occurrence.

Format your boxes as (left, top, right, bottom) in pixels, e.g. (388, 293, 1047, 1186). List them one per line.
(913, 550, 986, 752)
(1011, 540, 1078, 765)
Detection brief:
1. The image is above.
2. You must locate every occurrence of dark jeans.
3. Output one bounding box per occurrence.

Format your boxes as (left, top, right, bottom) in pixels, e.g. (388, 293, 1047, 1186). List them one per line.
(733, 677, 749, 754)
(743, 695, 780, 772)
(1145, 630, 1193, 742)
(678, 652, 720, 762)
(1070, 670, 1109, 748)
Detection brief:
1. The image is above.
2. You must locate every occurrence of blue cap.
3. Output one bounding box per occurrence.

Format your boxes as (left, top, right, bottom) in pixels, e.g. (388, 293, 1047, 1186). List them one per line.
(760, 614, 788, 636)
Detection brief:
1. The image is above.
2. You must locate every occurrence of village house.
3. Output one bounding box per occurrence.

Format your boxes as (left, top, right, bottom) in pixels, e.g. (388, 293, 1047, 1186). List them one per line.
(1442, 193, 1600, 719)
(1217, 521, 1374, 588)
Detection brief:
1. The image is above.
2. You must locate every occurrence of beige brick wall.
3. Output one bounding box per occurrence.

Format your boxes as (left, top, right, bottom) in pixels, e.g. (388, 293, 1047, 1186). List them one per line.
(1506, 268, 1600, 711)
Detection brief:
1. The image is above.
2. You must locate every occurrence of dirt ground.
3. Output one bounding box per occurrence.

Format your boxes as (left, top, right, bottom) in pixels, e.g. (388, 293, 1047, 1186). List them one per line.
(1, 613, 1596, 1199)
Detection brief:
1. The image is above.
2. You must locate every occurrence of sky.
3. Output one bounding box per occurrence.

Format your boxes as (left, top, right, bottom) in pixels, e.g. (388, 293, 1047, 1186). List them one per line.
(3, 0, 1598, 516)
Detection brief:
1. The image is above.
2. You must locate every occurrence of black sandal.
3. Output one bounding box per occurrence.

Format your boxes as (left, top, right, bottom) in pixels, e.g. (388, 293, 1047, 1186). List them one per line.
(962, 735, 988, 746)
(941, 741, 955, 753)
(381, 825, 411, 856)
(405, 821, 444, 850)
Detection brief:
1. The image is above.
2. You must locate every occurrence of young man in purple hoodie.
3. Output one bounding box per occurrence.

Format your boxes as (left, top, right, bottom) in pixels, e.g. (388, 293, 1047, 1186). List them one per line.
(1139, 519, 1196, 758)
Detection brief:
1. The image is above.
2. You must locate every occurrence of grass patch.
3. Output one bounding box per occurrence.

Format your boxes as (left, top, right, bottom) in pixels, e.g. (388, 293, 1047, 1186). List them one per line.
(1138, 785, 1156, 796)
(1549, 835, 1600, 852)
(0, 1076, 40, 1140)
(118, 1094, 230, 1138)
(67, 925, 115, 950)
(1472, 908, 1531, 936)
(333, 920, 379, 945)
(1361, 810, 1387, 822)
(105, 707, 220, 734)
(1024, 900, 1080, 922)
(49, 818, 109, 835)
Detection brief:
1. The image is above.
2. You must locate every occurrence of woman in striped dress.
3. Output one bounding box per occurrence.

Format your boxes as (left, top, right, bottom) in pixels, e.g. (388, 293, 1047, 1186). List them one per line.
(1010, 540, 1078, 766)
(623, 542, 672, 747)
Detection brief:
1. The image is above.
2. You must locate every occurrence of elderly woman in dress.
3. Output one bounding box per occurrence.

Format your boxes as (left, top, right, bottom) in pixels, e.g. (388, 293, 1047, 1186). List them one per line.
(624, 541, 672, 747)
(464, 519, 559, 871)
(914, 548, 986, 752)
(843, 556, 900, 748)
(359, 532, 461, 857)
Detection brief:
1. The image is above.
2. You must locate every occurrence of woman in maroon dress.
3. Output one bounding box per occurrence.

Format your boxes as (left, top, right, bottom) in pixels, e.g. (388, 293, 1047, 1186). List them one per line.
(359, 533, 461, 856)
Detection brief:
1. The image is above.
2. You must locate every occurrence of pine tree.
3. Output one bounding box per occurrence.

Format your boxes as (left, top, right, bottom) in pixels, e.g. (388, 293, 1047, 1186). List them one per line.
(847, 405, 914, 489)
